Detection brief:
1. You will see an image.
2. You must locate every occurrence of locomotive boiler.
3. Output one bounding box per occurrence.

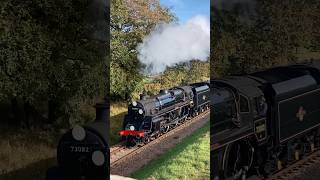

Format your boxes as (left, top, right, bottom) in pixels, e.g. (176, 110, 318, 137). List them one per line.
(212, 60, 320, 179)
(46, 100, 109, 180)
(120, 82, 210, 145)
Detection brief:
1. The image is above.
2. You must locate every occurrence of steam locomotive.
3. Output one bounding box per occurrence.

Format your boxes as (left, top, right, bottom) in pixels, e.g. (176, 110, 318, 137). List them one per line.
(211, 60, 320, 179)
(120, 81, 210, 145)
(46, 100, 109, 180)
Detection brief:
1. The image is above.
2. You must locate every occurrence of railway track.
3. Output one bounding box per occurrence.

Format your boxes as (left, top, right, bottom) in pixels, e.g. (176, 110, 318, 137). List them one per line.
(266, 150, 320, 180)
(111, 110, 209, 165)
(248, 150, 320, 180)
(110, 110, 210, 175)
(110, 143, 123, 153)
(110, 145, 139, 165)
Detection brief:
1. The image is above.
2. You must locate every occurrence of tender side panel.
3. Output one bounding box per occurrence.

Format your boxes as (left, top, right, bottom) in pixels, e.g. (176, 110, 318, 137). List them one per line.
(196, 89, 210, 107)
(278, 89, 320, 142)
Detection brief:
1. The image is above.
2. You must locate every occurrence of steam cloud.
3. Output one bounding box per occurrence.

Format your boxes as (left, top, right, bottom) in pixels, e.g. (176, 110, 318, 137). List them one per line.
(137, 15, 210, 74)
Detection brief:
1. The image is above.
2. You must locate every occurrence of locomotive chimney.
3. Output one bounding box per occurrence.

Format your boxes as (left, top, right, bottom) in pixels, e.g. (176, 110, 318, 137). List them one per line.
(94, 98, 109, 122)
(140, 94, 148, 100)
(159, 89, 168, 94)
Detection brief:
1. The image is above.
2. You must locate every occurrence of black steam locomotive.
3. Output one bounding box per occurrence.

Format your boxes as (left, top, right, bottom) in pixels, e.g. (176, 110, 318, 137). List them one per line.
(211, 60, 320, 179)
(46, 100, 109, 180)
(120, 81, 210, 145)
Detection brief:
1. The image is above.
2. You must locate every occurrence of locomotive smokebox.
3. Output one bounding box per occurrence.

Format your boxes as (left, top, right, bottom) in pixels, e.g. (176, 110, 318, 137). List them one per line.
(47, 98, 110, 180)
(94, 99, 109, 122)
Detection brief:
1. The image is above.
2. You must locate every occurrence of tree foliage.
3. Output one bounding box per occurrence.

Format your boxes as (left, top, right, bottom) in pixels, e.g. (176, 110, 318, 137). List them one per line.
(141, 60, 210, 99)
(110, 0, 175, 100)
(111, 0, 210, 101)
(211, 0, 320, 78)
(0, 0, 107, 127)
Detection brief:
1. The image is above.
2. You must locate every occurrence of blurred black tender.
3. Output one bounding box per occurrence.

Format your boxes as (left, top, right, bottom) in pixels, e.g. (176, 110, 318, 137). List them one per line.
(46, 100, 109, 180)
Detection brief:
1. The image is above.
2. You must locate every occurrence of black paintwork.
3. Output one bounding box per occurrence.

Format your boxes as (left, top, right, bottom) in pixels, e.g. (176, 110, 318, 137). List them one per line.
(47, 100, 109, 180)
(123, 81, 210, 141)
(211, 60, 320, 178)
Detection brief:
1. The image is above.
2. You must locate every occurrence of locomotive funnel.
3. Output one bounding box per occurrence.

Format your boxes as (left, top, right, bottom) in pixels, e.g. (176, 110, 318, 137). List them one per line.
(140, 94, 149, 100)
(94, 99, 109, 122)
(159, 89, 168, 94)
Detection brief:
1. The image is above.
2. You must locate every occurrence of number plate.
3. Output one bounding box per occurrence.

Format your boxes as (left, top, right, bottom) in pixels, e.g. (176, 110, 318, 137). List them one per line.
(69, 145, 91, 153)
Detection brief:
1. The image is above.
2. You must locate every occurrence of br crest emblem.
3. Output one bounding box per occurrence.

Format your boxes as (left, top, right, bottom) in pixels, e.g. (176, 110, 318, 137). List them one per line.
(296, 106, 306, 122)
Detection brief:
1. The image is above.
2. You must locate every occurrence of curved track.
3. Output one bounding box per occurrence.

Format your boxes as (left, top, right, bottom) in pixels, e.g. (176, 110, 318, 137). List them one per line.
(110, 110, 210, 176)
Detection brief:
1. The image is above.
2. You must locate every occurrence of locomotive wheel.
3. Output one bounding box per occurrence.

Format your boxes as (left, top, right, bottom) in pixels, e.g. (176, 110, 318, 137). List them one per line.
(223, 141, 253, 180)
(179, 118, 183, 123)
(143, 137, 150, 144)
(174, 121, 179, 127)
(156, 133, 161, 138)
(161, 126, 170, 133)
(165, 126, 170, 133)
(126, 136, 136, 146)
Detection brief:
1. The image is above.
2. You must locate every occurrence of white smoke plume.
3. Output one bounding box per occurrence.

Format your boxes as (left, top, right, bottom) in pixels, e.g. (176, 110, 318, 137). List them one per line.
(137, 15, 210, 74)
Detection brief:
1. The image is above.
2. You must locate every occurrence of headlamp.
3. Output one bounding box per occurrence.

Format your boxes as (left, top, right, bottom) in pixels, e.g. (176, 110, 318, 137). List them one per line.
(71, 125, 86, 141)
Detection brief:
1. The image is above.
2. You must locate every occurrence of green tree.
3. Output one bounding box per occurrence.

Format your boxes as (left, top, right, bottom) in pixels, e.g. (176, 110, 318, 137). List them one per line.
(110, 0, 174, 100)
(0, 0, 107, 128)
(211, 0, 320, 78)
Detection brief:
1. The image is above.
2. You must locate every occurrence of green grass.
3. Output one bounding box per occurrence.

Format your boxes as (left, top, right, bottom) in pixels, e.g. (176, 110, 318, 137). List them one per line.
(0, 128, 61, 180)
(110, 101, 128, 145)
(132, 122, 210, 180)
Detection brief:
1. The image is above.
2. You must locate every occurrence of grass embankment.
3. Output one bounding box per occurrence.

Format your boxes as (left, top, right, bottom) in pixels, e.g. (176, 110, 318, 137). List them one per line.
(110, 101, 128, 145)
(132, 122, 210, 180)
(0, 128, 63, 180)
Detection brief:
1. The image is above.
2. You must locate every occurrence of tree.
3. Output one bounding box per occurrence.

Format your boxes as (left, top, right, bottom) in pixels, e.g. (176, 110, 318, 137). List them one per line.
(211, 0, 320, 78)
(0, 0, 107, 128)
(110, 0, 174, 100)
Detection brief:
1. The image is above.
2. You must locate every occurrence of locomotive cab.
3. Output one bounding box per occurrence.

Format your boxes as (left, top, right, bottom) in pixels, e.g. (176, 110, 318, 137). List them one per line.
(212, 86, 238, 132)
(212, 77, 267, 147)
(191, 82, 210, 114)
(211, 77, 268, 179)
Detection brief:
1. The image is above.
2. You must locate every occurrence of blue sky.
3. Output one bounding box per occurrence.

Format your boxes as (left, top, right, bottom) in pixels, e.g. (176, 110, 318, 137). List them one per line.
(160, 0, 210, 24)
